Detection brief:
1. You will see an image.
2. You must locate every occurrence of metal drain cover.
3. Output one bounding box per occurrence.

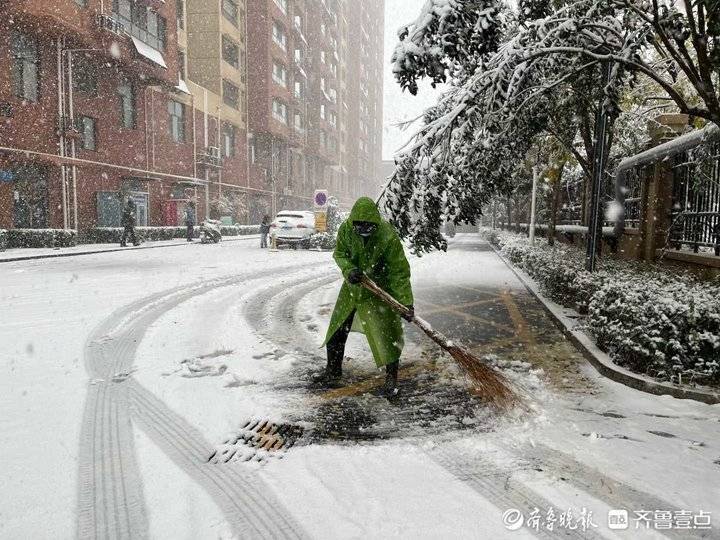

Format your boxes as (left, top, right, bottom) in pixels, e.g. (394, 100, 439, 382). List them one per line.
(207, 420, 304, 464)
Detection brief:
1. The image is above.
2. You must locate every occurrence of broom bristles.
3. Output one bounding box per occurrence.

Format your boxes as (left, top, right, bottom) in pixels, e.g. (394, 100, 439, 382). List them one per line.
(447, 345, 519, 409)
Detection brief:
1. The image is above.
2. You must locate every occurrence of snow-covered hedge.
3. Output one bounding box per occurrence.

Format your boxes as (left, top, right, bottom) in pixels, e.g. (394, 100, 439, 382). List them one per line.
(307, 232, 337, 250)
(0, 229, 7, 251)
(221, 225, 260, 237)
(8, 228, 77, 248)
(484, 229, 720, 386)
(85, 225, 259, 244)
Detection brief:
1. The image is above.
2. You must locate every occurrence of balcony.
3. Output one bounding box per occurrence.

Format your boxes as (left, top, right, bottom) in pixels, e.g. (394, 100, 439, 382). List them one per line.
(197, 147, 223, 169)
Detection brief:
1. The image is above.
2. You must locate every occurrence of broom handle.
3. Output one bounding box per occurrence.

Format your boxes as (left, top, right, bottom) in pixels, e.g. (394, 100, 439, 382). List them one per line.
(360, 276, 453, 351)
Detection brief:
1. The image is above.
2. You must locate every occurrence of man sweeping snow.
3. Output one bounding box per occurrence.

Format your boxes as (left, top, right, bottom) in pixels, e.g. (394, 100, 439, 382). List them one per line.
(319, 197, 414, 398)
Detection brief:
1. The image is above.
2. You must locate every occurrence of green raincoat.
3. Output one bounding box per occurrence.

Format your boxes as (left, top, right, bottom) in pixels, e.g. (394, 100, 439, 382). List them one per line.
(322, 197, 413, 367)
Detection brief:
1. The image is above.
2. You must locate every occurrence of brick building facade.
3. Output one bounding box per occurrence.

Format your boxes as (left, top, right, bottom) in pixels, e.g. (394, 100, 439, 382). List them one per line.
(0, 0, 385, 233)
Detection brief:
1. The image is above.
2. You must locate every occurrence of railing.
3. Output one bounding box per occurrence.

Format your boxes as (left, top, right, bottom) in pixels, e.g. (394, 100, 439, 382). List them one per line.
(623, 166, 646, 229)
(669, 143, 720, 256)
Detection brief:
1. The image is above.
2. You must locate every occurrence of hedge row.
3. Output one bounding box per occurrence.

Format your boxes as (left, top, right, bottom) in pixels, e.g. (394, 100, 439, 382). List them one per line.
(3, 229, 78, 248)
(84, 225, 260, 244)
(485, 229, 720, 387)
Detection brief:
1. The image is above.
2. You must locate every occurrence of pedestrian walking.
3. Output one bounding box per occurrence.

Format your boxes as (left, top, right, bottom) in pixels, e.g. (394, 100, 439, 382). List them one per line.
(120, 196, 140, 247)
(184, 201, 196, 242)
(260, 214, 271, 248)
(318, 197, 414, 398)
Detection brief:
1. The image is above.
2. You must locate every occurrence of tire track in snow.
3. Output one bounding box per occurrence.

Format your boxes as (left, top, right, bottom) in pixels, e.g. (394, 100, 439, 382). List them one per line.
(498, 442, 718, 540)
(430, 448, 605, 540)
(243, 270, 338, 360)
(78, 265, 320, 539)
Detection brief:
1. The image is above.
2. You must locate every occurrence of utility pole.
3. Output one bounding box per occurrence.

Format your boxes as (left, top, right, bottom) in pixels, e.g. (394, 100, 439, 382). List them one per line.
(529, 166, 539, 245)
(585, 61, 612, 272)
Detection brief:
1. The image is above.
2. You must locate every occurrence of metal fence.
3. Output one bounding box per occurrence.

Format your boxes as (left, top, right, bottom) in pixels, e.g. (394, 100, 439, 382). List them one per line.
(669, 143, 720, 256)
(622, 166, 646, 229)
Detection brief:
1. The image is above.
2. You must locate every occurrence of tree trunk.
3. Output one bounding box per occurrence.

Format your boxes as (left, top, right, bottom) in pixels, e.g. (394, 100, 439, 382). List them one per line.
(547, 164, 565, 246)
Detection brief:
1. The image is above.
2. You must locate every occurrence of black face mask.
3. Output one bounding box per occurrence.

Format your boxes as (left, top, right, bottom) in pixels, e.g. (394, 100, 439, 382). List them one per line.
(353, 221, 378, 238)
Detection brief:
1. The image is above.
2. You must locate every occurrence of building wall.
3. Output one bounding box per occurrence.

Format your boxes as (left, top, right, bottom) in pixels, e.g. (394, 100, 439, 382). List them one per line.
(245, 0, 385, 216)
(0, 0, 260, 231)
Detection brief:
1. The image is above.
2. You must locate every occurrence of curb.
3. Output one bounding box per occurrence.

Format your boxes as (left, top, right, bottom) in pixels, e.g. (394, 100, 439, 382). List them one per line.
(0, 235, 261, 264)
(489, 242, 720, 406)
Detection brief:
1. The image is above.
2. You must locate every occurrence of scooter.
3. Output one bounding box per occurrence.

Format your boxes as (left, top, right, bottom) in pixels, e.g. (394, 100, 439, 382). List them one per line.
(200, 219, 222, 244)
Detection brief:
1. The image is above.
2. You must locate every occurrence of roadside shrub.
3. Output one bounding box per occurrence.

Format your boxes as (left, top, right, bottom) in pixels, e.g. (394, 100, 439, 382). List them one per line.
(85, 225, 259, 244)
(308, 232, 336, 250)
(487, 229, 720, 386)
(220, 225, 260, 237)
(7, 229, 77, 248)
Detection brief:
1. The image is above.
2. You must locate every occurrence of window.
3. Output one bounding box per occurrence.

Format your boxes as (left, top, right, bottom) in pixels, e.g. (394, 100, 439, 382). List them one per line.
(112, 0, 167, 50)
(222, 0, 238, 25)
(272, 62, 287, 87)
(273, 0, 287, 14)
(319, 130, 327, 148)
(272, 22, 287, 50)
(118, 82, 135, 129)
(11, 32, 39, 102)
(73, 56, 98, 95)
(329, 111, 337, 127)
(222, 36, 240, 69)
(294, 112, 304, 132)
(81, 116, 96, 150)
(320, 104, 326, 120)
(222, 125, 236, 158)
(176, 0, 185, 30)
(294, 80, 304, 99)
(168, 100, 185, 142)
(272, 99, 287, 124)
(178, 50, 187, 81)
(223, 80, 240, 109)
(75, 0, 88, 6)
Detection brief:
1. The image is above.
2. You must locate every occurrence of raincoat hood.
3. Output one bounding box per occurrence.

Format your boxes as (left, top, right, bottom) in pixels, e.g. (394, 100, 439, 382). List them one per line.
(349, 197, 382, 225)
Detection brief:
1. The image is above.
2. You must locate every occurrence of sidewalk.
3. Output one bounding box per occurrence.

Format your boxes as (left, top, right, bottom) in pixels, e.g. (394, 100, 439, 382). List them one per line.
(0, 235, 260, 263)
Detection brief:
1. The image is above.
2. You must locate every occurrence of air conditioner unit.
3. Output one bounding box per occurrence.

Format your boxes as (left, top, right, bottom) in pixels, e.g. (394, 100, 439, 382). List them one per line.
(207, 146, 221, 160)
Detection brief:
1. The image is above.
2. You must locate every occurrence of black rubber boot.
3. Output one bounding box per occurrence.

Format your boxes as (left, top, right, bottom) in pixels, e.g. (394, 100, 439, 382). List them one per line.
(383, 361, 400, 399)
(312, 349, 343, 388)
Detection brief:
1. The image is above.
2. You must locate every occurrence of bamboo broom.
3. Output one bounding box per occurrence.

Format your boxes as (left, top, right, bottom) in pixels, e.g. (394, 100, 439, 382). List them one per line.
(360, 275, 520, 409)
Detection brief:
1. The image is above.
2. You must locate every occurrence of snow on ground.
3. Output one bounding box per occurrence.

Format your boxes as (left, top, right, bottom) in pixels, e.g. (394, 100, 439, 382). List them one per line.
(0, 238, 327, 538)
(2, 234, 720, 538)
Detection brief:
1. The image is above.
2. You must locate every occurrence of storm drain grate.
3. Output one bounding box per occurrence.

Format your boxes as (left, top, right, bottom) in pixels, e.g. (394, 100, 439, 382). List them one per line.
(207, 419, 304, 464)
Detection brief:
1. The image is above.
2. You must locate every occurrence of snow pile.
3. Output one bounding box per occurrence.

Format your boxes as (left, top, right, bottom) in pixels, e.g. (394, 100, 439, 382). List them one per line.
(487, 229, 720, 387)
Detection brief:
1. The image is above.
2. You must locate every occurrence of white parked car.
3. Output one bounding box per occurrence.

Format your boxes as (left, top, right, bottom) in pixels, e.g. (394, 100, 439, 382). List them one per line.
(270, 211, 317, 248)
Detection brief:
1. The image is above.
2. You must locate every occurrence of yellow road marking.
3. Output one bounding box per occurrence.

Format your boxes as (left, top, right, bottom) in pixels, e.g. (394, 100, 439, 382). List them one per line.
(499, 289, 537, 347)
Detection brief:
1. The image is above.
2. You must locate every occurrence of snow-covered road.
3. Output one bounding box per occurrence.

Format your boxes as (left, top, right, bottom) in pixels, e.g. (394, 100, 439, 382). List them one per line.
(1, 235, 719, 539)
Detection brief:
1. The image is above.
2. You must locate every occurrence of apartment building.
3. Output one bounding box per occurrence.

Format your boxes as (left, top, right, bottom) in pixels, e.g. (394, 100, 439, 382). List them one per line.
(0, 0, 225, 231)
(246, 0, 385, 219)
(346, 0, 385, 200)
(0, 0, 385, 231)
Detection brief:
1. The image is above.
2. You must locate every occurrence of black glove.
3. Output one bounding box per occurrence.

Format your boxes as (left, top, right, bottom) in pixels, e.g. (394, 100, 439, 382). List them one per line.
(402, 305, 415, 322)
(347, 268, 363, 285)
